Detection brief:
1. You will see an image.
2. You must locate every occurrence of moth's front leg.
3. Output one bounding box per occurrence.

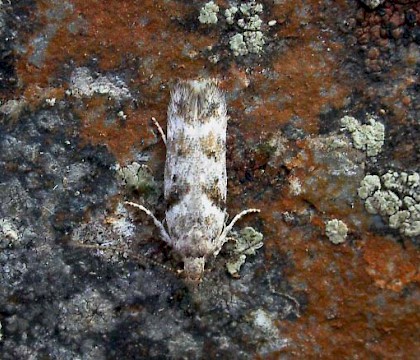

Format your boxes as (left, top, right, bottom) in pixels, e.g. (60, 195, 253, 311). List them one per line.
(151, 116, 167, 145)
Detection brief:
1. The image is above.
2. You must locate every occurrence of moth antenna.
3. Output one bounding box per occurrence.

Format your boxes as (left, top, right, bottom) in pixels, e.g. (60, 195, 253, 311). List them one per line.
(125, 201, 172, 245)
(151, 116, 167, 145)
(217, 208, 261, 248)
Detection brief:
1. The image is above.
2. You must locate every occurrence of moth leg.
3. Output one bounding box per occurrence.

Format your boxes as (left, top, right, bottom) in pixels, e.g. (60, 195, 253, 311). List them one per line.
(214, 208, 260, 253)
(74, 236, 180, 276)
(125, 201, 172, 245)
(72, 242, 126, 252)
(151, 116, 167, 145)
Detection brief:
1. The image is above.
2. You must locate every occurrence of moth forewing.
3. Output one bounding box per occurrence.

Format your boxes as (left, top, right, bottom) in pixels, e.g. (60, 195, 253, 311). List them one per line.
(127, 79, 259, 284)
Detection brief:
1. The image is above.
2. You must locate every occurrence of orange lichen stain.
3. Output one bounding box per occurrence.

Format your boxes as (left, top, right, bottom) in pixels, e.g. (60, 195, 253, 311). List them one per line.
(250, 43, 347, 135)
(16, 0, 352, 160)
(15, 1, 223, 159)
(266, 223, 420, 358)
(284, 142, 313, 170)
(310, 215, 325, 229)
(17, 1, 214, 88)
(256, 128, 418, 357)
(223, 65, 251, 92)
(20, 83, 65, 110)
(228, 0, 351, 136)
(363, 236, 420, 292)
(284, 141, 362, 222)
(74, 97, 159, 163)
(249, 128, 418, 356)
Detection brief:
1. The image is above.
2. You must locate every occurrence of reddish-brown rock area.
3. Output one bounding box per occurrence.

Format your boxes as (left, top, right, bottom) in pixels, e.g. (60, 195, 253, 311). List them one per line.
(0, 0, 418, 359)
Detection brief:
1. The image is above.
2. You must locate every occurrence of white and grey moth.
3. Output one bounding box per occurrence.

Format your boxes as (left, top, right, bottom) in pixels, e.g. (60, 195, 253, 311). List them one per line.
(126, 79, 260, 283)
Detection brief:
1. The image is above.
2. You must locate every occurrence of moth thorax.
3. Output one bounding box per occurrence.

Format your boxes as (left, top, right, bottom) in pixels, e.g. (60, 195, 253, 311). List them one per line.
(183, 256, 205, 284)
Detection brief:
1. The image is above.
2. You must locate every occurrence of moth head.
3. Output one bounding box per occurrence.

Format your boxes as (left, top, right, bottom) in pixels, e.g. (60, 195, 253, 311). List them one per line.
(183, 256, 205, 285)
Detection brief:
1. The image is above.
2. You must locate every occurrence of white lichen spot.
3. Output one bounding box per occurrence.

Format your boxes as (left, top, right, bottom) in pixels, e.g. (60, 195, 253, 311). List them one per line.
(240, 2, 263, 16)
(117, 110, 127, 120)
(229, 33, 248, 56)
(360, 0, 385, 9)
(407, 172, 419, 189)
(340, 116, 385, 157)
(389, 210, 410, 229)
(69, 67, 131, 100)
(365, 190, 402, 216)
(205, 1, 266, 56)
(381, 171, 419, 199)
(358, 171, 420, 237)
(403, 220, 420, 237)
(252, 309, 277, 335)
(239, 14, 263, 30)
(288, 177, 302, 196)
(358, 174, 381, 199)
(224, 6, 238, 24)
(226, 227, 263, 277)
(116, 162, 157, 193)
(198, 1, 219, 24)
(325, 219, 348, 244)
(340, 115, 358, 132)
(208, 54, 220, 64)
(0, 218, 20, 248)
(244, 31, 265, 54)
(45, 97, 56, 106)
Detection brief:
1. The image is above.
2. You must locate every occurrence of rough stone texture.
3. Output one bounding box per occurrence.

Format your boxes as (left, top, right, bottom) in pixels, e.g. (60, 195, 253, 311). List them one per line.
(0, 0, 419, 359)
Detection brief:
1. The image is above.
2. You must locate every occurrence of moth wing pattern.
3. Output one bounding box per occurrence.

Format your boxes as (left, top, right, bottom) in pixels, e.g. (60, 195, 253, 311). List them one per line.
(126, 79, 260, 283)
(164, 80, 228, 258)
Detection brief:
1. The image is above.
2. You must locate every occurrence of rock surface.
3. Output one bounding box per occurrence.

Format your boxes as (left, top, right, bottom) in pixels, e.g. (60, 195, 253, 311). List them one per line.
(0, 1, 419, 359)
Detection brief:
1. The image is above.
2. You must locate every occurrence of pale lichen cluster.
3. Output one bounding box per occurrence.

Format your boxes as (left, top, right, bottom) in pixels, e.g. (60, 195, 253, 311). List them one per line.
(358, 171, 420, 237)
(198, 1, 219, 24)
(198, 1, 269, 57)
(340, 116, 385, 157)
(69, 67, 131, 100)
(116, 162, 157, 194)
(225, 226, 263, 277)
(0, 218, 20, 248)
(325, 219, 348, 244)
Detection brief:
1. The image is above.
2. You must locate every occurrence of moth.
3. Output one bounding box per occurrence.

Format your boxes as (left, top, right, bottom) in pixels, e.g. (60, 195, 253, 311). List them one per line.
(126, 79, 259, 284)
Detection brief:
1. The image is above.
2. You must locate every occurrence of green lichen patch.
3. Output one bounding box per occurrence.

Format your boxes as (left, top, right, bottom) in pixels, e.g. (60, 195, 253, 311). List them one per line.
(358, 174, 381, 199)
(358, 170, 420, 237)
(340, 116, 385, 157)
(225, 226, 264, 277)
(198, 1, 270, 57)
(198, 1, 219, 24)
(116, 162, 158, 195)
(325, 219, 348, 245)
(0, 218, 20, 249)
